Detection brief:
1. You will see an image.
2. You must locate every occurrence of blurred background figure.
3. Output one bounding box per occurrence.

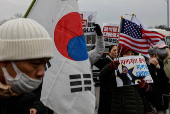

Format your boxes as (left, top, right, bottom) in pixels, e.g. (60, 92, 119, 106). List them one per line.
(147, 47, 170, 114)
(153, 41, 170, 83)
(94, 45, 117, 70)
(94, 45, 117, 114)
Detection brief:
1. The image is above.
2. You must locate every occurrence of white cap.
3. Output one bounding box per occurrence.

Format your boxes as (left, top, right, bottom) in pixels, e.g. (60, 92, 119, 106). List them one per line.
(0, 18, 53, 61)
(153, 41, 169, 49)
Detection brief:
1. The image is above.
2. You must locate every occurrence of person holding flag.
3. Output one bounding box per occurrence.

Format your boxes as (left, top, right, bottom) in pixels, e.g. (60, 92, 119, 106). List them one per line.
(99, 46, 154, 114)
(98, 16, 167, 114)
(130, 15, 170, 114)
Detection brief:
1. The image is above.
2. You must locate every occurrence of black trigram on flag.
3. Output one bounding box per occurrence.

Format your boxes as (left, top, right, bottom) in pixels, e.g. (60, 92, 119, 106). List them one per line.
(69, 74, 92, 93)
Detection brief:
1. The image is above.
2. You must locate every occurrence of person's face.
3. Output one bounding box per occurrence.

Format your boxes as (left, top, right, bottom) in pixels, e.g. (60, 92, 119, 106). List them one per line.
(122, 67, 128, 74)
(150, 54, 156, 58)
(122, 50, 134, 57)
(109, 46, 117, 59)
(0, 58, 50, 81)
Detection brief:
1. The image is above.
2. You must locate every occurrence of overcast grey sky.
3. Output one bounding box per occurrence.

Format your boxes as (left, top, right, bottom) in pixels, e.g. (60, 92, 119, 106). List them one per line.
(0, 0, 168, 28)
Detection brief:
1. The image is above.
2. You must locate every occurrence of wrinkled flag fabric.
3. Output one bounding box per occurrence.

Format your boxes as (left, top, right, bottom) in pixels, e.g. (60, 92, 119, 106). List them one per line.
(27, 0, 95, 114)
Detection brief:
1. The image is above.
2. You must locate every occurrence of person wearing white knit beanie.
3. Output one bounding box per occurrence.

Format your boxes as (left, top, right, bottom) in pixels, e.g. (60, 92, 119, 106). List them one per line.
(0, 18, 53, 114)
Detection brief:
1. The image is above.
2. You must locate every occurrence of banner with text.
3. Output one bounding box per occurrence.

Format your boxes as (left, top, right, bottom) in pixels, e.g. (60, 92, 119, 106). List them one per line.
(80, 11, 97, 35)
(102, 23, 119, 45)
(115, 56, 153, 87)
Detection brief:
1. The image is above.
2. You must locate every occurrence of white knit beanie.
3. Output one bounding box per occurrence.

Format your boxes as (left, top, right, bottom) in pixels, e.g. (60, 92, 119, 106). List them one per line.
(0, 18, 53, 61)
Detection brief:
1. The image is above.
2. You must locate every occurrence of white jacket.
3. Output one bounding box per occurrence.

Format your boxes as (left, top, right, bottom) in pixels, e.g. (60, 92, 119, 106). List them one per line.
(88, 35, 105, 66)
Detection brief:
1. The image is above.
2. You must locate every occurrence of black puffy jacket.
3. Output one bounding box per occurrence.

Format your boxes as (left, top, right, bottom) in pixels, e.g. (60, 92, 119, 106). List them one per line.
(94, 56, 112, 114)
(0, 84, 49, 114)
(0, 93, 35, 114)
(99, 64, 152, 114)
(94, 55, 112, 70)
(147, 60, 170, 111)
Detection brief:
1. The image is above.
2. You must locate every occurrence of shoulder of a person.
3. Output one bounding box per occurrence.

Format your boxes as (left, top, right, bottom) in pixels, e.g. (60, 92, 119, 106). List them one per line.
(0, 82, 19, 99)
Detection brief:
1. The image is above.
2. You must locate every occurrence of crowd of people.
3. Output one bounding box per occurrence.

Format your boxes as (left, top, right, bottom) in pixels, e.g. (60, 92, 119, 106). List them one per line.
(94, 41, 170, 114)
(0, 17, 170, 114)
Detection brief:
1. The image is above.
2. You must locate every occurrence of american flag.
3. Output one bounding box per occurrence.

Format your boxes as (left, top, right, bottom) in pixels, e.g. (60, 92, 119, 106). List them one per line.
(119, 18, 165, 57)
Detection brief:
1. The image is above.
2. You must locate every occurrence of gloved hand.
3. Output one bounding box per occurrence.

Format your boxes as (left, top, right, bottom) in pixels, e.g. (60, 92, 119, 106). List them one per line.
(110, 61, 120, 70)
(93, 24, 103, 36)
(150, 58, 158, 66)
(138, 78, 150, 91)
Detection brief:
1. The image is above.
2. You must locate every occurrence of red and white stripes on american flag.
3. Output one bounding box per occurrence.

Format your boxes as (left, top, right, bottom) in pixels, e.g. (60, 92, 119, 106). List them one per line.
(119, 18, 165, 57)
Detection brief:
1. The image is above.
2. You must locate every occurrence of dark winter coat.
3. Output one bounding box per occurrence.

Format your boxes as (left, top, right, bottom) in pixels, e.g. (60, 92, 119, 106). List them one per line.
(32, 83, 49, 114)
(0, 93, 35, 114)
(99, 64, 152, 114)
(94, 55, 112, 114)
(94, 55, 113, 70)
(0, 83, 48, 114)
(147, 60, 170, 111)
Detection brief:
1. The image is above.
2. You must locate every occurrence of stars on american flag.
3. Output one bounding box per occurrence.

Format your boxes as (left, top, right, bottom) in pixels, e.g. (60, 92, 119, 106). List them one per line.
(122, 19, 142, 39)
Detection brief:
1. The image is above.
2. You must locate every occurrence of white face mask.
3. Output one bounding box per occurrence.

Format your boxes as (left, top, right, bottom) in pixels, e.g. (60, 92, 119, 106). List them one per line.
(157, 48, 167, 57)
(1, 62, 42, 93)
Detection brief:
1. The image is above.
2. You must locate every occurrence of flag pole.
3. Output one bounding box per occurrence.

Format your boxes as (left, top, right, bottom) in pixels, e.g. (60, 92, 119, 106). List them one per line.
(116, 16, 123, 61)
(23, 0, 36, 18)
(131, 13, 136, 21)
(117, 13, 134, 59)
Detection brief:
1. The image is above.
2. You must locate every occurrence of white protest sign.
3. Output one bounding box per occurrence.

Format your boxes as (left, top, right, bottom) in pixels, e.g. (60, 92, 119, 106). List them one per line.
(80, 11, 97, 35)
(115, 56, 153, 87)
(102, 23, 119, 45)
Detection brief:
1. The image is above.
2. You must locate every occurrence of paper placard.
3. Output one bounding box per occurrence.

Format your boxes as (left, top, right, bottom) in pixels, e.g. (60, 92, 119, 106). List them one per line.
(80, 11, 97, 35)
(102, 23, 119, 45)
(115, 56, 153, 87)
